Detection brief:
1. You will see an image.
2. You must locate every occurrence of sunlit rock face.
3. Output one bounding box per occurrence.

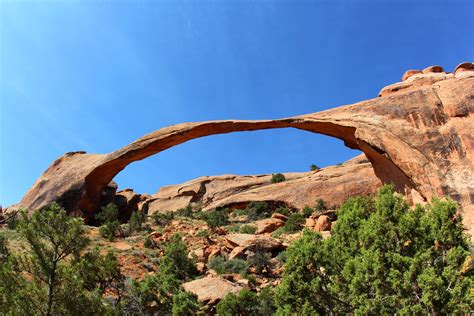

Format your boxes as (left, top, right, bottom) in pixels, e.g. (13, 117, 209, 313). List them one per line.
(10, 63, 474, 235)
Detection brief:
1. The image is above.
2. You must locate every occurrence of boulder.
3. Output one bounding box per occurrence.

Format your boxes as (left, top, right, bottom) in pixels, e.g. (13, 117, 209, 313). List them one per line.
(422, 65, 444, 73)
(271, 213, 288, 221)
(402, 69, 422, 81)
(224, 234, 283, 251)
(228, 246, 246, 260)
(314, 215, 332, 232)
(255, 218, 285, 234)
(305, 218, 316, 228)
(182, 276, 242, 304)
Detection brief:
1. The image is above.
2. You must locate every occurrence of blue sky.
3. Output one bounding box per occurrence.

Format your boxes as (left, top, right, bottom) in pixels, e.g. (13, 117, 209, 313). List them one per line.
(1, 0, 473, 207)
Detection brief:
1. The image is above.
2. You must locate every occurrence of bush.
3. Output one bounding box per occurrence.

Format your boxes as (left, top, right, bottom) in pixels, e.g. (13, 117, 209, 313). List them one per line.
(175, 205, 194, 218)
(271, 173, 286, 183)
(274, 206, 291, 216)
(217, 290, 259, 315)
(314, 198, 327, 212)
(160, 233, 197, 280)
(96, 203, 119, 224)
(235, 201, 271, 221)
(0, 204, 115, 315)
(275, 185, 474, 314)
(5, 213, 19, 230)
(282, 213, 305, 233)
(152, 211, 175, 226)
(172, 291, 201, 315)
(302, 206, 314, 218)
(239, 225, 257, 234)
(310, 164, 319, 171)
(129, 211, 145, 233)
(217, 289, 276, 316)
(247, 245, 272, 274)
(203, 208, 229, 229)
(143, 236, 155, 249)
(99, 220, 120, 241)
(196, 229, 211, 238)
(207, 256, 249, 275)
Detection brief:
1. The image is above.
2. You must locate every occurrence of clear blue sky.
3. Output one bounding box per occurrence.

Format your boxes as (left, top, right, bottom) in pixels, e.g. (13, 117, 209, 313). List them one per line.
(1, 1, 473, 207)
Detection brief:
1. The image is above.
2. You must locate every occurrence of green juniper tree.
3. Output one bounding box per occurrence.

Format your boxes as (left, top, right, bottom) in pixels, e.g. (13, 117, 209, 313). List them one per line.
(275, 185, 474, 314)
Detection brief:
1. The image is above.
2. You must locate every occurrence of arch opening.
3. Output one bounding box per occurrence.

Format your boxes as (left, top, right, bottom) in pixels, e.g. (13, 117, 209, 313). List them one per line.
(78, 119, 418, 220)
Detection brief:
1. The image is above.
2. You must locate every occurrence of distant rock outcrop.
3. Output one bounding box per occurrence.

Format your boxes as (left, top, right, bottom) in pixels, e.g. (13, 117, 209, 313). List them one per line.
(9, 63, 474, 235)
(145, 154, 380, 213)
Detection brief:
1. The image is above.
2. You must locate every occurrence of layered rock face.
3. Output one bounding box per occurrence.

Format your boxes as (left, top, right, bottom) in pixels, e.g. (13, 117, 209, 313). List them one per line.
(145, 154, 380, 213)
(10, 63, 474, 234)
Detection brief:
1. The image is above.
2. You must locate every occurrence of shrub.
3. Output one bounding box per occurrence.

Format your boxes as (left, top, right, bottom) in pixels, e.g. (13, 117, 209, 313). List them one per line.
(143, 236, 155, 249)
(203, 208, 229, 229)
(160, 234, 197, 281)
(310, 164, 319, 171)
(129, 211, 145, 233)
(151, 211, 175, 226)
(282, 213, 305, 233)
(175, 205, 194, 218)
(96, 203, 121, 241)
(247, 245, 272, 274)
(302, 206, 314, 218)
(275, 185, 474, 314)
(217, 289, 276, 316)
(99, 220, 120, 241)
(274, 206, 291, 216)
(239, 225, 257, 234)
(96, 203, 119, 224)
(172, 291, 201, 315)
(240, 201, 271, 221)
(0, 204, 114, 315)
(207, 256, 249, 275)
(314, 198, 327, 211)
(196, 229, 211, 238)
(5, 213, 19, 230)
(271, 173, 286, 183)
(217, 290, 259, 315)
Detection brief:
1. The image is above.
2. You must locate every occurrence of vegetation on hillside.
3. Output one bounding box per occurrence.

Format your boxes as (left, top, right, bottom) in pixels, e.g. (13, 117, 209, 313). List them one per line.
(1, 185, 472, 314)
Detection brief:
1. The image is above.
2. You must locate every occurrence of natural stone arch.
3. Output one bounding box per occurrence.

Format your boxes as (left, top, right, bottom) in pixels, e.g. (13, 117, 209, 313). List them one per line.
(82, 119, 415, 213)
(13, 73, 473, 234)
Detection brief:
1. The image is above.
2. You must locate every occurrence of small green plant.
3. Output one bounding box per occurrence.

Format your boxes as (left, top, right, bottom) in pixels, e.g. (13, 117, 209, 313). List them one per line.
(5, 213, 19, 230)
(274, 206, 291, 216)
(151, 211, 175, 226)
(271, 173, 286, 183)
(302, 206, 314, 218)
(314, 198, 327, 212)
(247, 245, 272, 274)
(96, 203, 121, 241)
(207, 256, 249, 275)
(129, 211, 145, 233)
(96, 202, 119, 224)
(227, 224, 242, 233)
(143, 235, 155, 249)
(282, 213, 305, 233)
(217, 288, 276, 316)
(310, 164, 319, 171)
(99, 220, 120, 241)
(237, 201, 271, 221)
(204, 208, 229, 229)
(271, 227, 285, 238)
(196, 229, 211, 238)
(239, 225, 257, 234)
(175, 205, 194, 218)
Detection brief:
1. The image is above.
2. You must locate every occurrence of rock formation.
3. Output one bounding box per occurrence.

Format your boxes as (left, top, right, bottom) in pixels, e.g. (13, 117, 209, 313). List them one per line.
(145, 154, 380, 213)
(9, 63, 474, 235)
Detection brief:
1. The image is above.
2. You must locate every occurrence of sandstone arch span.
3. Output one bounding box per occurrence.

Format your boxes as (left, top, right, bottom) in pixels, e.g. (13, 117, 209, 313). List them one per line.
(13, 68, 474, 233)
